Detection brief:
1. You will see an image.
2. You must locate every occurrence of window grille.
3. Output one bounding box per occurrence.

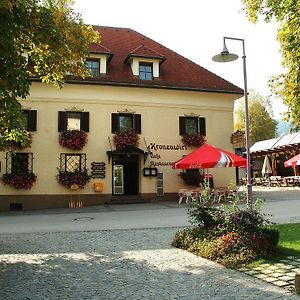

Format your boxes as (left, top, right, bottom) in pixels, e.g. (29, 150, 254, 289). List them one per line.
(60, 153, 86, 172)
(6, 153, 34, 174)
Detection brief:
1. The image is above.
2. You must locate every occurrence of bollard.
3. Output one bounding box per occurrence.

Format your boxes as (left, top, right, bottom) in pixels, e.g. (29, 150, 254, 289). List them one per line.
(295, 273, 300, 294)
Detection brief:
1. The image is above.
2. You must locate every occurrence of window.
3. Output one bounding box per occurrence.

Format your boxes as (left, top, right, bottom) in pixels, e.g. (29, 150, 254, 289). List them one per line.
(111, 113, 141, 133)
(21, 110, 37, 131)
(67, 112, 81, 130)
(139, 63, 153, 80)
(6, 153, 34, 175)
(179, 116, 206, 136)
(58, 111, 89, 132)
(86, 59, 100, 77)
(60, 153, 86, 172)
(119, 115, 133, 132)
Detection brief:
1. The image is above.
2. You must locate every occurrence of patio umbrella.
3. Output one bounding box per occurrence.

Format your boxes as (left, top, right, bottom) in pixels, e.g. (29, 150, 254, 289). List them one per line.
(172, 143, 246, 169)
(262, 155, 272, 176)
(284, 154, 300, 167)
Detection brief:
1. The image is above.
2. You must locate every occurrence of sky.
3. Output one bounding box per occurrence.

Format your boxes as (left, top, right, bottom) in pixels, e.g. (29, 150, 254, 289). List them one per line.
(73, 0, 286, 119)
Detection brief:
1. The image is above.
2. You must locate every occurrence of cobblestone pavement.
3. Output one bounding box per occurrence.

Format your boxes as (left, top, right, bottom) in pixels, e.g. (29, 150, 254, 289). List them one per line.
(238, 257, 300, 293)
(0, 228, 298, 300)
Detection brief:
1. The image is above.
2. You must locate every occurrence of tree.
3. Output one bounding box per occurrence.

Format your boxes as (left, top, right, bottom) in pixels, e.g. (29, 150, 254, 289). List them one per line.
(234, 90, 277, 145)
(0, 0, 99, 151)
(241, 0, 300, 129)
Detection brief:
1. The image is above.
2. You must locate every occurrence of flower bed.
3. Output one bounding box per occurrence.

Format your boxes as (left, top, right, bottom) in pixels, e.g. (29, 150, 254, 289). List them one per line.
(57, 170, 91, 189)
(182, 134, 205, 147)
(59, 130, 88, 151)
(172, 190, 279, 267)
(2, 173, 37, 189)
(113, 130, 139, 149)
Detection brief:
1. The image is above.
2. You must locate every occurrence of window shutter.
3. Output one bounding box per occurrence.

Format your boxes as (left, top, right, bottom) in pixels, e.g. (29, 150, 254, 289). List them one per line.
(27, 110, 37, 131)
(58, 111, 66, 132)
(111, 113, 119, 133)
(81, 112, 89, 132)
(199, 117, 206, 136)
(179, 117, 186, 136)
(134, 114, 141, 133)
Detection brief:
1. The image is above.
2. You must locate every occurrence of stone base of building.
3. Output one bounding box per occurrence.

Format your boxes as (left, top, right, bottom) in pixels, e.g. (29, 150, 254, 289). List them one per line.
(0, 193, 178, 212)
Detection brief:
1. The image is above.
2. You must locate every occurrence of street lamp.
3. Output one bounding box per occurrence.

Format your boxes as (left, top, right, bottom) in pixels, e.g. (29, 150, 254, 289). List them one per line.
(212, 36, 253, 208)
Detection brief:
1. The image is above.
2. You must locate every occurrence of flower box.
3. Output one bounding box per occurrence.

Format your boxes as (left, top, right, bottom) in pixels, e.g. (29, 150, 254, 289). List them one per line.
(182, 134, 205, 147)
(59, 130, 88, 151)
(57, 170, 91, 189)
(2, 173, 37, 189)
(113, 130, 139, 149)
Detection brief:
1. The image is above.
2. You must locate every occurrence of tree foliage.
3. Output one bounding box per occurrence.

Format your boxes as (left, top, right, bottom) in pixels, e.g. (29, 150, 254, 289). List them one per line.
(0, 0, 99, 151)
(234, 90, 277, 145)
(241, 0, 300, 129)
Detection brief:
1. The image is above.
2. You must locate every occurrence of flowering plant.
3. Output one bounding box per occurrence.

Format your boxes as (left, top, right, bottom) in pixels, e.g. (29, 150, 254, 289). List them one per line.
(113, 130, 139, 149)
(57, 170, 91, 189)
(179, 170, 203, 186)
(59, 130, 88, 151)
(1, 129, 32, 151)
(2, 173, 37, 189)
(182, 134, 205, 147)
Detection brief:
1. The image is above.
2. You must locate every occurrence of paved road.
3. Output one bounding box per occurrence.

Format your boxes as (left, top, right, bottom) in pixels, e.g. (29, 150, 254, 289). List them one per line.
(0, 228, 298, 300)
(0, 189, 299, 234)
(0, 188, 299, 299)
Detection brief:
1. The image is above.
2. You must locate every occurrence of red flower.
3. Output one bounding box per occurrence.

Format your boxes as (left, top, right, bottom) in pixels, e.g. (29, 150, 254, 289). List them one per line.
(2, 173, 36, 189)
(57, 170, 91, 189)
(182, 134, 205, 147)
(113, 131, 139, 149)
(59, 130, 88, 150)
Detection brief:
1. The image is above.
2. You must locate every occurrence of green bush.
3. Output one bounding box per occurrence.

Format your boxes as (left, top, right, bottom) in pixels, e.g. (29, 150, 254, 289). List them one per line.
(173, 196, 280, 267)
(172, 227, 205, 249)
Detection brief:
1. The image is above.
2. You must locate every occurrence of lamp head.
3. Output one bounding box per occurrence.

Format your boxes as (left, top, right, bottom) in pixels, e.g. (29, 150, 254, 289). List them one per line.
(212, 43, 238, 62)
(212, 51, 238, 63)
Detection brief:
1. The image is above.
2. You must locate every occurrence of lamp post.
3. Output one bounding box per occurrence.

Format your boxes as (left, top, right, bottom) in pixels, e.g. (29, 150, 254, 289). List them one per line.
(212, 36, 253, 209)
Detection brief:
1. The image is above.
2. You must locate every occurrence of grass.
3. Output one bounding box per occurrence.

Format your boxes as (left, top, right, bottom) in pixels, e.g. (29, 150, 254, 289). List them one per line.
(273, 223, 300, 257)
(247, 223, 300, 268)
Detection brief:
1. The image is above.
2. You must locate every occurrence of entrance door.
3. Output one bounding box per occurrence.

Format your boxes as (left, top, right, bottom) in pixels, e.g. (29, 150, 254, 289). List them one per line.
(113, 155, 139, 195)
(113, 165, 124, 195)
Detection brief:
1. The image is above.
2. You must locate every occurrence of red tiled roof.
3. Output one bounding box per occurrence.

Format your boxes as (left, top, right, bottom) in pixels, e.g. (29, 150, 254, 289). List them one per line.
(125, 44, 166, 63)
(90, 43, 112, 54)
(75, 26, 243, 94)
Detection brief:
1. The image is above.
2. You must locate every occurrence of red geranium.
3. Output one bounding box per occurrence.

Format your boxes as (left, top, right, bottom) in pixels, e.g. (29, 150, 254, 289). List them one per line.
(57, 170, 91, 189)
(113, 130, 139, 149)
(182, 134, 205, 147)
(59, 130, 88, 151)
(2, 173, 36, 189)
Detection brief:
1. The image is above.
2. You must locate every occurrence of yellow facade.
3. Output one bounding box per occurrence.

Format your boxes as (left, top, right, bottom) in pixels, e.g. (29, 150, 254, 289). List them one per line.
(0, 81, 241, 210)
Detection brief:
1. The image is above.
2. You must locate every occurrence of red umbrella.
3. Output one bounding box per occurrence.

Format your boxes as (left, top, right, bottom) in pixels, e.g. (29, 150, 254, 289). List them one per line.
(284, 154, 300, 167)
(173, 143, 246, 169)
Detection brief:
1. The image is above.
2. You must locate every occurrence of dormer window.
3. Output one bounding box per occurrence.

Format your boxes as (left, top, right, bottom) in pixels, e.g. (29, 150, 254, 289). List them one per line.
(125, 45, 166, 79)
(139, 63, 153, 80)
(86, 59, 100, 77)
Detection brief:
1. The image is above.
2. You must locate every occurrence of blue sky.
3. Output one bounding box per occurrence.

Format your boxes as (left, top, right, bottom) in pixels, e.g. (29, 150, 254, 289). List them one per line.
(73, 0, 286, 119)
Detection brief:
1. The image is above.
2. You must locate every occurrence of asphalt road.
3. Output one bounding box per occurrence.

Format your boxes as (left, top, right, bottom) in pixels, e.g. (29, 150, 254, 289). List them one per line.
(0, 188, 299, 234)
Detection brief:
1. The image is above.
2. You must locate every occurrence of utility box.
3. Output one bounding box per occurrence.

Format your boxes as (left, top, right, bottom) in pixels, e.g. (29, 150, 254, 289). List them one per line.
(94, 182, 104, 192)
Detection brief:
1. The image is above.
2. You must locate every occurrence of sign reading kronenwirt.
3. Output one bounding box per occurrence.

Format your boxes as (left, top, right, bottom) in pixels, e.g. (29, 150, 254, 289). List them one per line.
(147, 142, 188, 167)
(230, 130, 245, 149)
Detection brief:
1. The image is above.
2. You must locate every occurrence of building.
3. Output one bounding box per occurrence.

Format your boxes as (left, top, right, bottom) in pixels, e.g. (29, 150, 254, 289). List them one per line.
(0, 26, 243, 211)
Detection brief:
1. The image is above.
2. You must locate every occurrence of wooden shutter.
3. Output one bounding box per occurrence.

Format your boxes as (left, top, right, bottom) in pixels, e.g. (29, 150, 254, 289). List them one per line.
(111, 113, 119, 133)
(27, 110, 37, 131)
(199, 117, 206, 136)
(134, 114, 141, 133)
(81, 112, 89, 132)
(58, 111, 66, 132)
(179, 117, 186, 136)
